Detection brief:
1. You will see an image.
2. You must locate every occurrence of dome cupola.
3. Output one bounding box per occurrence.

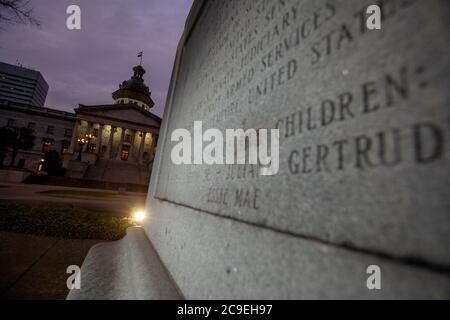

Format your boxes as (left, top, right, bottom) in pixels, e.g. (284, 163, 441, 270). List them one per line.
(112, 65, 155, 110)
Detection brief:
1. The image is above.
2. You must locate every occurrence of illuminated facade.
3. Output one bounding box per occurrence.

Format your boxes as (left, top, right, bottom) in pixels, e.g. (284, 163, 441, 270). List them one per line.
(64, 65, 161, 186)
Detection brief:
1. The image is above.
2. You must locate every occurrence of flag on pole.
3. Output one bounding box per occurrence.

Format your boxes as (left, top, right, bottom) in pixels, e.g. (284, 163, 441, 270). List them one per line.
(138, 51, 143, 58)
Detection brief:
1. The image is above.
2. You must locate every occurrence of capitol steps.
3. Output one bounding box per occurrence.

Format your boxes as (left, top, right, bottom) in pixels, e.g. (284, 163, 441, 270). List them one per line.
(83, 159, 149, 185)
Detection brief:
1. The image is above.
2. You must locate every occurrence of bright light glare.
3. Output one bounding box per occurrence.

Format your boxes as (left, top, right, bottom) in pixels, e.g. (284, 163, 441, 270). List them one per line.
(133, 210, 146, 223)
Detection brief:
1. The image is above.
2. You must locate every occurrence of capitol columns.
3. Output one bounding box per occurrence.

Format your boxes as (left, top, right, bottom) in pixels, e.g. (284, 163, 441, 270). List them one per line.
(68, 119, 81, 154)
(105, 126, 116, 160)
(128, 129, 136, 160)
(84, 121, 94, 152)
(95, 123, 104, 155)
(149, 134, 158, 161)
(116, 128, 126, 160)
(138, 131, 147, 164)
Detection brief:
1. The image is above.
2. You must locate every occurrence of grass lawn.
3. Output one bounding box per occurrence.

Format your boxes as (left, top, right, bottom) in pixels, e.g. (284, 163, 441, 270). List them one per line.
(0, 201, 137, 241)
(37, 189, 145, 201)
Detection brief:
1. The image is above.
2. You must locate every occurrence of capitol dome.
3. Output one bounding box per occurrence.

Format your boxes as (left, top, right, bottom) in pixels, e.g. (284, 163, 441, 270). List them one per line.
(112, 65, 155, 110)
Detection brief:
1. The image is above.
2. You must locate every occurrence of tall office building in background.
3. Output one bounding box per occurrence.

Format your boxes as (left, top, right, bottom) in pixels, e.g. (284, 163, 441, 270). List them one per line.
(0, 62, 49, 107)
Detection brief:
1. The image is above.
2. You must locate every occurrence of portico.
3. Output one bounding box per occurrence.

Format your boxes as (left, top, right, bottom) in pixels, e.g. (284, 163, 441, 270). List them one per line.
(69, 116, 158, 163)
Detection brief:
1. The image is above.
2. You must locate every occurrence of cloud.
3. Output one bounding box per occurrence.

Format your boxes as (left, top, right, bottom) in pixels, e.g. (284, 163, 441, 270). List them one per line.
(0, 0, 193, 117)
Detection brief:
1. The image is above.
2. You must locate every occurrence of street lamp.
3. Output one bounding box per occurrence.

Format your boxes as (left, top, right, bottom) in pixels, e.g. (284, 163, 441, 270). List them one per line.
(85, 134, 95, 140)
(132, 209, 146, 224)
(76, 133, 96, 161)
(85, 133, 96, 153)
(76, 138, 87, 161)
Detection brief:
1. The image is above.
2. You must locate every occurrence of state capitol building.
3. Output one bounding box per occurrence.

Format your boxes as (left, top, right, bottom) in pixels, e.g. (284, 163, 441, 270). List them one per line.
(0, 61, 161, 190)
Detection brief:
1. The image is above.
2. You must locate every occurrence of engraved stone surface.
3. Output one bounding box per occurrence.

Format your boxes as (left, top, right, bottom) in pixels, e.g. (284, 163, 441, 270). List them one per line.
(151, 0, 450, 268)
(146, 200, 450, 299)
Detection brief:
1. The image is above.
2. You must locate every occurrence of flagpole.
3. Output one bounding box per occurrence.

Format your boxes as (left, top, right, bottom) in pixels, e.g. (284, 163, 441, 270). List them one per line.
(138, 51, 143, 66)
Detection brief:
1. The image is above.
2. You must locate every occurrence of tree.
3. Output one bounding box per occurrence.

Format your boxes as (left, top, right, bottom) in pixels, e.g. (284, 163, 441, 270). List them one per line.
(0, 126, 16, 166)
(0, 0, 40, 27)
(9, 126, 35, 167)
(42, 150, 65, 176)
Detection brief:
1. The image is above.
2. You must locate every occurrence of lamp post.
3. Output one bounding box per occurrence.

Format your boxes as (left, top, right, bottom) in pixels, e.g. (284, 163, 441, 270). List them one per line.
(85, 133, 96, 152)
(76, 134, 96, 161)
(76, 138, 87, 161)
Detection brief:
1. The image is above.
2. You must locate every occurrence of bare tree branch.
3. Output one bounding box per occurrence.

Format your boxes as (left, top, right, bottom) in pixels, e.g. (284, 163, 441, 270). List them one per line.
(0, 0, 40, 28)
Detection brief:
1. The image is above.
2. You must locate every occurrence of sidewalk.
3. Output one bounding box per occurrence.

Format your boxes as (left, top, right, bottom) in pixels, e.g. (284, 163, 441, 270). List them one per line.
(0, 231, 102, 300)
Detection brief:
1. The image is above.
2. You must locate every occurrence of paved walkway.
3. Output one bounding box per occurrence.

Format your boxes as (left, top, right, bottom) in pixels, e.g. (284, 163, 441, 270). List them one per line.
(0, 182, 146, 209)
(0, 232, 102, 300)
(0, 183, 144, 299)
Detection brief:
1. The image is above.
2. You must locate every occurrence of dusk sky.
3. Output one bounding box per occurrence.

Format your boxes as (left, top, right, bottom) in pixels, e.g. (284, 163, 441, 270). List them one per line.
(0, 0, 193, 117)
